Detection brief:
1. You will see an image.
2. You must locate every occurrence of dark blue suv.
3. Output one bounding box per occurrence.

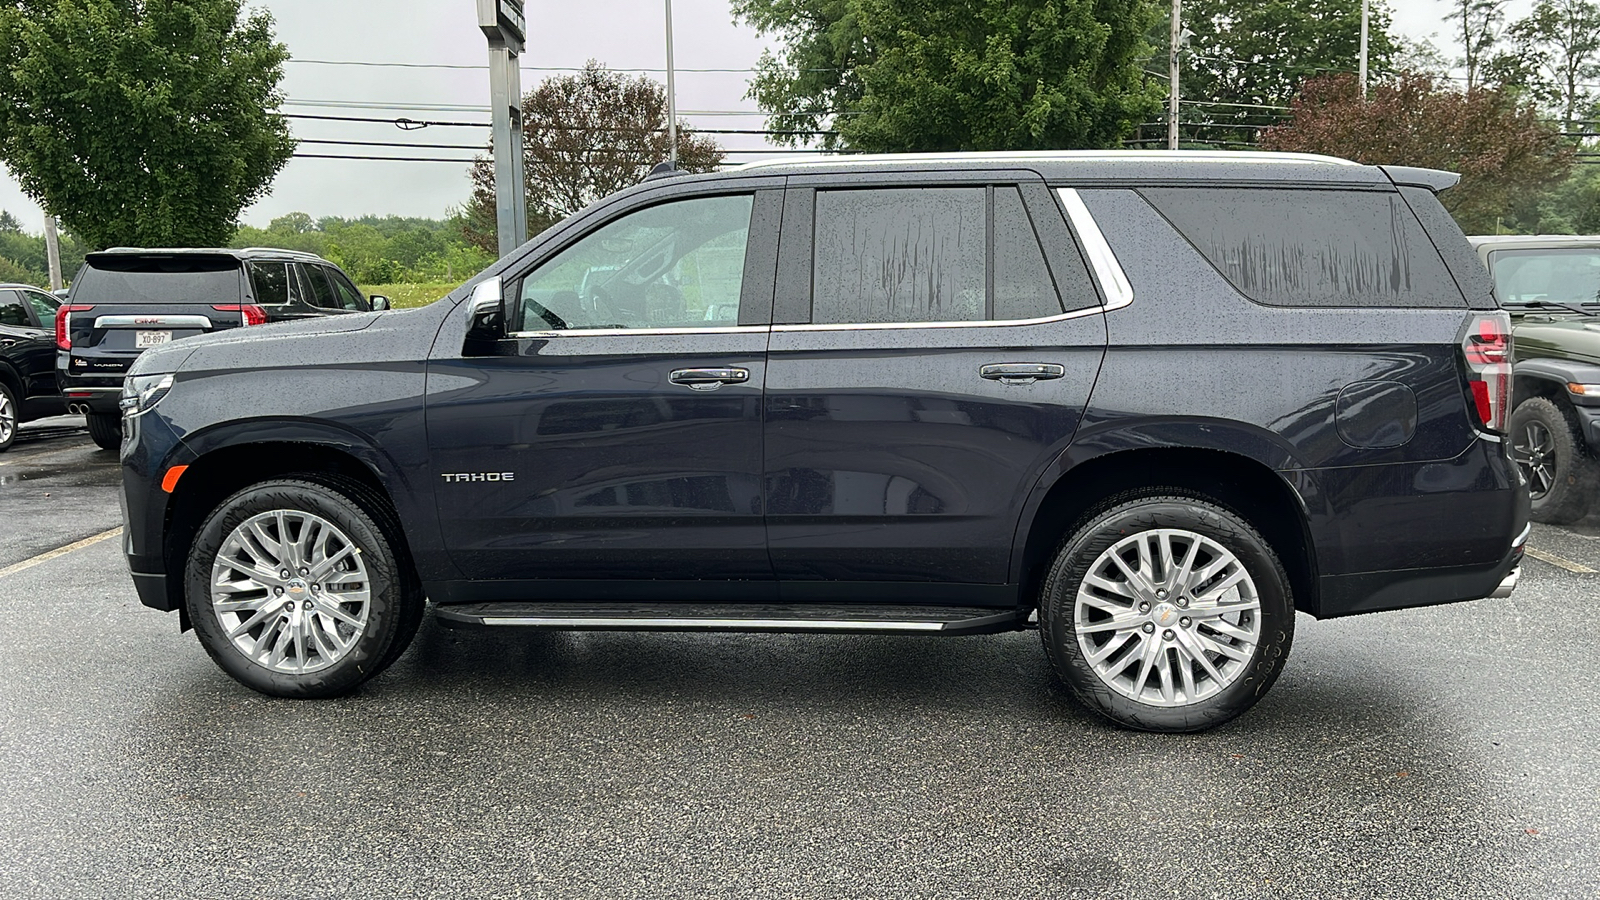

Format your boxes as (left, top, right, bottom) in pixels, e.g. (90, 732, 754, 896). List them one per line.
(117, 152, 1528, 732)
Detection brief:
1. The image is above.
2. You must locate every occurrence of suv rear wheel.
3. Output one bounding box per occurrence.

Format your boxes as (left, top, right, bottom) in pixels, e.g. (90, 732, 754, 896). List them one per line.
(1039, 493, 1294, 733)
(0, 381, 16, 452)
(184, 476, 422, 698)
(1510, 396, 1597, 524)
(85, 412, 120, 451)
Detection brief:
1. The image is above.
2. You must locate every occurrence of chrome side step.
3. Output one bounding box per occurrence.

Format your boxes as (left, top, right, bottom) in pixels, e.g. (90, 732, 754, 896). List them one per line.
(434, 602, 1027, 635)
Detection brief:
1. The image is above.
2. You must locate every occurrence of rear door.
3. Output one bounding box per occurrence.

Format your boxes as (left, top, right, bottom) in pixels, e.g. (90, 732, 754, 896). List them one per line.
(763, 173, 1108, 598)
(425, 182, 784, 595)
(0, 289, 60, 404)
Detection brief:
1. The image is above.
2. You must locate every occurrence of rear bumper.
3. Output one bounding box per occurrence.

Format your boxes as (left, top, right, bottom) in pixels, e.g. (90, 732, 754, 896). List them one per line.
(57, 384, 121, 414)
(1316, 529, 1526, 617)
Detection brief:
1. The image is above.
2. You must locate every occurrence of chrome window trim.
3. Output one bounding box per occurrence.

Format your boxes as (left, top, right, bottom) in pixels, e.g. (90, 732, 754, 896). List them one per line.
(772, 305, 1104, 333)
(1056, 188, 1134, 312)
(505, 324, 768, 338)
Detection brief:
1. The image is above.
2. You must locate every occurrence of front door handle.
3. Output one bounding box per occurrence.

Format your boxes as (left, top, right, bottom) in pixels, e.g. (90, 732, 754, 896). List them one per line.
(980, 363, 1066, 386)
(669, 367, 750, 392)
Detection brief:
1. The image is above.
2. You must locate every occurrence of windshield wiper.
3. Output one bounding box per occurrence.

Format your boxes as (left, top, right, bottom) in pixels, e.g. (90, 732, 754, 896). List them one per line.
(1507, 300, 1599, 316)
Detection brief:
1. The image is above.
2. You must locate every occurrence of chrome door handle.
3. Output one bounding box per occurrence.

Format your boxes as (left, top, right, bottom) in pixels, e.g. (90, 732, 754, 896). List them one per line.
(980, 363, 1066, 386)
(669, 367, 750, 392)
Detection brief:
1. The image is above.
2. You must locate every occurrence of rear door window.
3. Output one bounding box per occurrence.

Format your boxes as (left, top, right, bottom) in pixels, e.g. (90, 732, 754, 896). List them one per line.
(0, 291, 28, 327)
(22, 290, 58, 326)
(809, 185, 1073, 325)
(1142, 187, 1464, 308)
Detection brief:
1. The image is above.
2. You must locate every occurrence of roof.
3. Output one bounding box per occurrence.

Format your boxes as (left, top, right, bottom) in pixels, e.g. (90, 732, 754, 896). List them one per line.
(1469, 234, 1600, 248)
(722, 150, 1425, 187)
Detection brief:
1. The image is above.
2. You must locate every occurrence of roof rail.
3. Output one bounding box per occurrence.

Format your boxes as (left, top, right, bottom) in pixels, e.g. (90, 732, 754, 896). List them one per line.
(240, 247, 324, 260)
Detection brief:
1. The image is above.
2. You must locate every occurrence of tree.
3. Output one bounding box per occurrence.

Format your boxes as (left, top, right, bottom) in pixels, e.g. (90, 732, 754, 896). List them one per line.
(733, 0, 1161, 152)
(1500, 0, 1600, 132)
(1446, 0, 1510, 90)
(1260, 73, 1574, 232)
(462, 62, 723, 254)
(0, 0, 296, 250)
(0, 211, 21, 234)
(1172, 0, 1400, 146)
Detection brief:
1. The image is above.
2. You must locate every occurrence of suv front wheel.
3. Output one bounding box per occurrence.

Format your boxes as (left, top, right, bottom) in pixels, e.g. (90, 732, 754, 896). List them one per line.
(1510, 396, 1597, 524)
(1039, 493, 1294, 733)
(184, 476, 423, 698)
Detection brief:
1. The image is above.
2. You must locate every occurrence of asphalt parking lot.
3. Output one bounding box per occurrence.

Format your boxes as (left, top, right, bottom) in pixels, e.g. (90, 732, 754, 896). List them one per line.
(0, 421, 1596, 899)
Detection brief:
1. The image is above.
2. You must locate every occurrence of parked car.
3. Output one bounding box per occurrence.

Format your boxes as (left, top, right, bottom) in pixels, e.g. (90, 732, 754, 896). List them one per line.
(0, 283, 65, 452)
(120, 152, 1526, 732)
(1469, 235, 1600, 522)
(56, 248, 390, 450)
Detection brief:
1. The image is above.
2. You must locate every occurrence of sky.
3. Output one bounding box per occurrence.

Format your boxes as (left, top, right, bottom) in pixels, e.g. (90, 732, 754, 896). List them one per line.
(0, 0, 1543, 231)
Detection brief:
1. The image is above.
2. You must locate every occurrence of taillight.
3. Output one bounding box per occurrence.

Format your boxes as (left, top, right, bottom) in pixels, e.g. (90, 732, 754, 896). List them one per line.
(1461, 311, 1512, 433)
(212, 304, 268, 326)
(55, 304, 94, 350)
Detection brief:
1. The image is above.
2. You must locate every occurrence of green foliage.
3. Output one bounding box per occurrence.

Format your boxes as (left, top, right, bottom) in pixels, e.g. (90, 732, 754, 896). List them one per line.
(463, 62, 724, 254)
(1261, 73, 1574, 234)
(0, 0, 296, 250)
(0, 211, 87, 285)
(1493, 0, 1600, 130)
(233, 214, 495, 286)
(734, 0, 1162, 152)
(1171, 0, 1399, 145)
(355, 282, 461, 310)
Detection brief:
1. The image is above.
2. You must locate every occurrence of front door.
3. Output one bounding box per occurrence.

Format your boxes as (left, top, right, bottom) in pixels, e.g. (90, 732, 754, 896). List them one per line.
(426, 187, 783, 596)
(763, 178, 1109, 598)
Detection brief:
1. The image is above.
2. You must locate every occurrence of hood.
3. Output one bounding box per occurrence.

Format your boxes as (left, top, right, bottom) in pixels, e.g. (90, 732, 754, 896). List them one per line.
(1512, 315, 1600, 366)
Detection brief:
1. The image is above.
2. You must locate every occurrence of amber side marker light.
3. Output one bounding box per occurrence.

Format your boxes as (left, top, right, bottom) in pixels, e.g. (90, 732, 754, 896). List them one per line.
(161, 466, 188, 493)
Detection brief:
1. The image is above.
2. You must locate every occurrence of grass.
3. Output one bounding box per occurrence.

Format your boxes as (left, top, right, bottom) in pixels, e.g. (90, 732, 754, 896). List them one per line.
(358, 282, 461, 309)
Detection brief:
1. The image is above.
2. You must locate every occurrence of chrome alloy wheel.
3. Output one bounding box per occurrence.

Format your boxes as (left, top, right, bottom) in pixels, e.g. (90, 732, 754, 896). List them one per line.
(1074, 528, 1261, 707)
(210, 510, 372, 675)
(1514, 420, 1556, 500)
(0, 390, 14, 445)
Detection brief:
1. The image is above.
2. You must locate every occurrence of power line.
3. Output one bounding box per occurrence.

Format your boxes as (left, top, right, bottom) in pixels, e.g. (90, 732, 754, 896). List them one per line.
(284, 58, 842, 74)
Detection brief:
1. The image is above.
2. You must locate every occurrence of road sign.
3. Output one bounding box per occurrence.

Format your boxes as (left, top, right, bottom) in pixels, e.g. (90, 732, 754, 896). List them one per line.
(476, 0, 525, 50)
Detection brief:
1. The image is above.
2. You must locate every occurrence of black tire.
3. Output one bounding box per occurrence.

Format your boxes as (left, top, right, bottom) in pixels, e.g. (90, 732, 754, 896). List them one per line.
(1039, 492, 1295, 733)
(185, 476, 422, 698)
(1511, 396, 1597, 525)
(0, 380, 17, 453)
(86, 412, 121, 451)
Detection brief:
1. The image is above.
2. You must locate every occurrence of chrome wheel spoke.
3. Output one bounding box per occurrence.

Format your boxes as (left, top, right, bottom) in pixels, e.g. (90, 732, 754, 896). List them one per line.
(212, 509, 371, 675)
(1075, 527, 1261, 708)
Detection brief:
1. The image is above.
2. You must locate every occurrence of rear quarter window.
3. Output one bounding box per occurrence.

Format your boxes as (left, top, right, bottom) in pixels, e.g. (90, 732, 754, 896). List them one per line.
(1142, 187, 1465, 309)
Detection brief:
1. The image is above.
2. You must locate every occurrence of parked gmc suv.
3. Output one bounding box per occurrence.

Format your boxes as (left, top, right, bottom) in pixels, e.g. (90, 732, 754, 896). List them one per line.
(58, 248, 387, 449)
(119, 152, 1527, 732)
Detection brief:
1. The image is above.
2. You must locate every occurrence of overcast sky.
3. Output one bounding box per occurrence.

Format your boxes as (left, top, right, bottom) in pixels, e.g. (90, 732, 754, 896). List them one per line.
(0, 0, 1535, 232)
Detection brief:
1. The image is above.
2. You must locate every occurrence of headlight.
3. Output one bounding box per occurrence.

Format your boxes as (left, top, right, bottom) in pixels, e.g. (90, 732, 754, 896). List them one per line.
(120, 373, 175, 418)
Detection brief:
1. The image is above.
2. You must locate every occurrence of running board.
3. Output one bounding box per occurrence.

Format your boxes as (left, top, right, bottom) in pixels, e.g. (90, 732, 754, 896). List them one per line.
(433, 602, 1028, 635)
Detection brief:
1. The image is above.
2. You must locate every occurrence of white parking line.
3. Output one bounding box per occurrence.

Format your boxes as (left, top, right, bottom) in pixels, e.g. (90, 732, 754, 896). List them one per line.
(0, 527, 123, 579)
(1524, 546, 1597, 574)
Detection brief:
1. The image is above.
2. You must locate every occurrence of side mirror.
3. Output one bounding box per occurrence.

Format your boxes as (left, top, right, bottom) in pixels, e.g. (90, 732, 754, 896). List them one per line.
(369, 295, 391, 311)
(463, 277, 505, 353)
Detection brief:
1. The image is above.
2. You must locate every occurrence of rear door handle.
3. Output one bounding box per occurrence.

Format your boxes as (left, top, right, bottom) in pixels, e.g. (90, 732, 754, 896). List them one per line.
(669, 367, 750, 391)
(980, 363, 1066, 385)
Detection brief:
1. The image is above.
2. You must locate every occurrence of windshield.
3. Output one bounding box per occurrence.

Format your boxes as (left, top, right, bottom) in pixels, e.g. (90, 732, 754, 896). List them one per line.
(1491, 248, 1600, 307)
(73, 256, 242, 306)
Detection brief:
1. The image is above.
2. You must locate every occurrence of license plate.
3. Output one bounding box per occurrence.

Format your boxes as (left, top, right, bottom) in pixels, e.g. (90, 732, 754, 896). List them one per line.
(135, 331, 172, 348)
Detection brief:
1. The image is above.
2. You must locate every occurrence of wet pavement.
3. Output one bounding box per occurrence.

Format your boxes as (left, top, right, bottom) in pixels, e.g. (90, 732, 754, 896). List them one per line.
(0, 424, 1595, 898)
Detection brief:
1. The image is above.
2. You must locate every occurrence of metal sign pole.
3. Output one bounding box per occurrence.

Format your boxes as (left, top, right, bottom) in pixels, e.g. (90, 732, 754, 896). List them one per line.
(665, 0, 678, 167)
(478, 0, 528, 259)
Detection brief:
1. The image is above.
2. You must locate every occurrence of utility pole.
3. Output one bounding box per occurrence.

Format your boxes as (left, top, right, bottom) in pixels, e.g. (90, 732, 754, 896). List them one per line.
(665, 0, 678, 167)
(1168, 0, 1181, 150)
(1359, 0, 1369, 98)
(477, 0, 529, 259)
(42, 213, 62, 291)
